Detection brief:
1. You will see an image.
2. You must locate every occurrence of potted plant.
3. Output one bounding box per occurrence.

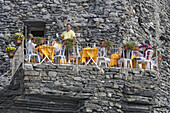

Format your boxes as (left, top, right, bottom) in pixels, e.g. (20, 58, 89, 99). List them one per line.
(5, 46, 16, 58)
(99, 41, 105, 48)
(125, 41, 136, 50)
(65, 39, 74, 49)
(104, 40, 113, 51)
(34, 37, 45, 45)
(13, 34, 25, 46)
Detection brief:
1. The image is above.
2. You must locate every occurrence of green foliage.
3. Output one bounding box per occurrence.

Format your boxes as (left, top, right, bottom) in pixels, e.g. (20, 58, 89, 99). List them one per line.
(34, 37, 43, 45)
(5, 46, 16, 53)
(125, 41, 136, 50)
(152, 49, 157, 57)
(13, 34, 25, 40)
(104, 40, 113, 50)
(65, 39, 74, 49)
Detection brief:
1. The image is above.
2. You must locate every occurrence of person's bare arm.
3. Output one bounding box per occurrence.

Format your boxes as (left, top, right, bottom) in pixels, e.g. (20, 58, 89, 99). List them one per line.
(61, 36, 63, 41)
(74, 37, 79, 43)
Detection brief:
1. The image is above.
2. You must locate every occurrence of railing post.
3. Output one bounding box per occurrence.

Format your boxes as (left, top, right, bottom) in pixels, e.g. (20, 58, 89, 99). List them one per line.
(76, 44, 78, 73)
(22, 39, 24, 69)
(12, 56, 15, 76)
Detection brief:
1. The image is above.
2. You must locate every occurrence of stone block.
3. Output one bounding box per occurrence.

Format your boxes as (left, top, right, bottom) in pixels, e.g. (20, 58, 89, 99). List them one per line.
(48, 71, 57, 77)
(24, 71, 39, 76)
(40, 71, 47, 76)
(24, 64, 33, 70)
(73, 77, 82, 81)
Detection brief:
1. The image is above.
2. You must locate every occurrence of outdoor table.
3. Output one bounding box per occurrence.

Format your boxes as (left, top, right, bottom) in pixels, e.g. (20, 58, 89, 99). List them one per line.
(35, 45, 55, 64)
(80, 47, 98, 65)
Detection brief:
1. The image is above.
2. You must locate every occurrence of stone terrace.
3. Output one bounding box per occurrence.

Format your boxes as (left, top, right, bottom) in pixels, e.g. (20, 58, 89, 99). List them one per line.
(1, 63, 166, 113)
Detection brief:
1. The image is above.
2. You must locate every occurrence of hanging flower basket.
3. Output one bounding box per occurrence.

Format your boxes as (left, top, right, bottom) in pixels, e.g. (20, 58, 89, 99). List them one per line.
(13, 34, 25, 46)
(8, 51, 14, 58)
(15, 39, 22, 46)
(5, 46, 16, 58)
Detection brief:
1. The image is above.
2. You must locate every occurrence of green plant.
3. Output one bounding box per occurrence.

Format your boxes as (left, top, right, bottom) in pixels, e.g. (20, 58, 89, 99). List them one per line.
(104, 40, 113, 51)
(13, 34, 25, 40)
(152, 49, 157, 57)
(5, 46, 16, 53)
(65, 39, 74, 49)
(34, 37, 43, 45)
(125, 41, 136, 50)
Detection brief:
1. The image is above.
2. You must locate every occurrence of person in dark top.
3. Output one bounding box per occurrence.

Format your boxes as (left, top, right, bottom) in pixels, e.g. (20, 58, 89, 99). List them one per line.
(140, 40, 153, 60)
(121, 45, 132, 59)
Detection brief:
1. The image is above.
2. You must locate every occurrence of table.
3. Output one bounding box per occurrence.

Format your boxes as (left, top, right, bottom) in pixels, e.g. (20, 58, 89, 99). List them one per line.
(35, 45, 55, 64)
(80, 48, 98, 65)
(108, 53, 121, 67)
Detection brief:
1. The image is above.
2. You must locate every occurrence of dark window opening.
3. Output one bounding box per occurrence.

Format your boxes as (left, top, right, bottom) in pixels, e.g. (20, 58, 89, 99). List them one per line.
(24, 20, 46, 38)
(31, 31, 44, 37)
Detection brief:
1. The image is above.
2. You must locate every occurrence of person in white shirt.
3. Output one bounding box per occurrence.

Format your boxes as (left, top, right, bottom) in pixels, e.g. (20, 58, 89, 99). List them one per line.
(27, 34, 36, 54)
(51, 39, 63, 55)
(27, 34, 41, 62)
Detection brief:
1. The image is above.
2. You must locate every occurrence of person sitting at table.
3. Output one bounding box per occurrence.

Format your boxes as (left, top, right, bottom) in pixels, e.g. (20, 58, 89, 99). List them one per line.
(118, 45, 132, 67)
(61, 23, 79, 64)
(140, 40, 152, 60)
(27, 34, 41, 62)
(51, 39, 63, 55)
(106, 48, 122, 67)
(101, 48, 122, 66)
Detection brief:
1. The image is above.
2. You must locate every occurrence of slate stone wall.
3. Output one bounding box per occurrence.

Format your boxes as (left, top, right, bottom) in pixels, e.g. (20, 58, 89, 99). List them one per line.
(0, 0, 169, 44)
(0, 0, 169, 112)
(0, 64, 169, 113)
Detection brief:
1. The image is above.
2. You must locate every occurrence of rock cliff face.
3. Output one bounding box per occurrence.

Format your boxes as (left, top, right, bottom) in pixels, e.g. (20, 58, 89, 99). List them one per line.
(0, 0, 169, 113)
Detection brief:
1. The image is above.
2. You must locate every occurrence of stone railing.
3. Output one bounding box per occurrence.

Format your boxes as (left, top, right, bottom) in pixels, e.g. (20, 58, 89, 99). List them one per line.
(12, 40, 24, 76)
(21, 63, 167, 113)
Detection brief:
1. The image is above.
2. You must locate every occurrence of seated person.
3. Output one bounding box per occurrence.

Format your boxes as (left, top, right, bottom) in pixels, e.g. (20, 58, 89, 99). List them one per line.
(27, 34, 41, 62)
(51, 39, 63, 55)
(140, 41, 152, 60)
(104, 48, 122, 67)
(118, 45, 132, 66)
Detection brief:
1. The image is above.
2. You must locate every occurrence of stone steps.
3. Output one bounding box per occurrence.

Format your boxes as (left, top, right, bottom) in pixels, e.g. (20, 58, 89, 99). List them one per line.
(9, 95, 83, 113)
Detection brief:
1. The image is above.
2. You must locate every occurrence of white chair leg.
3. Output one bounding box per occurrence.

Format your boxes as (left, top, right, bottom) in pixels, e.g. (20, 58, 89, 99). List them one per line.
(28, 55, 31, 63)
(105, 59, 107, 67)
(37, 56, 40, 63)
(130, 60, 132, 68)
(124, 61, 127, 68)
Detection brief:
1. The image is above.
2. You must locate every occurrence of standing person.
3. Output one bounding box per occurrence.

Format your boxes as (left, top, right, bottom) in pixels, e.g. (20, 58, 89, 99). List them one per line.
(61, 23, 78, 64)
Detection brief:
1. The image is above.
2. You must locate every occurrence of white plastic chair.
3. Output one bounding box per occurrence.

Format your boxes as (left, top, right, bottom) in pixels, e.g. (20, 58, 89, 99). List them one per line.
(28, 51, 41, 63)
(119, 50, 132, 68)
(54, 45, 66, 64)
(26, 40, 40, 63)
(132, 50, 142, 68)
(75, 44, 81, 65)
(97, 47, 107, 67)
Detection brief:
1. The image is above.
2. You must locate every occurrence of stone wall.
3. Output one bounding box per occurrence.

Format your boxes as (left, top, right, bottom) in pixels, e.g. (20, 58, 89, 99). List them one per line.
(0, 0, 169, 74)
(0, 64, 169, 113)
(0, 0, 169, 44)
(0, 0, 169, 112)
